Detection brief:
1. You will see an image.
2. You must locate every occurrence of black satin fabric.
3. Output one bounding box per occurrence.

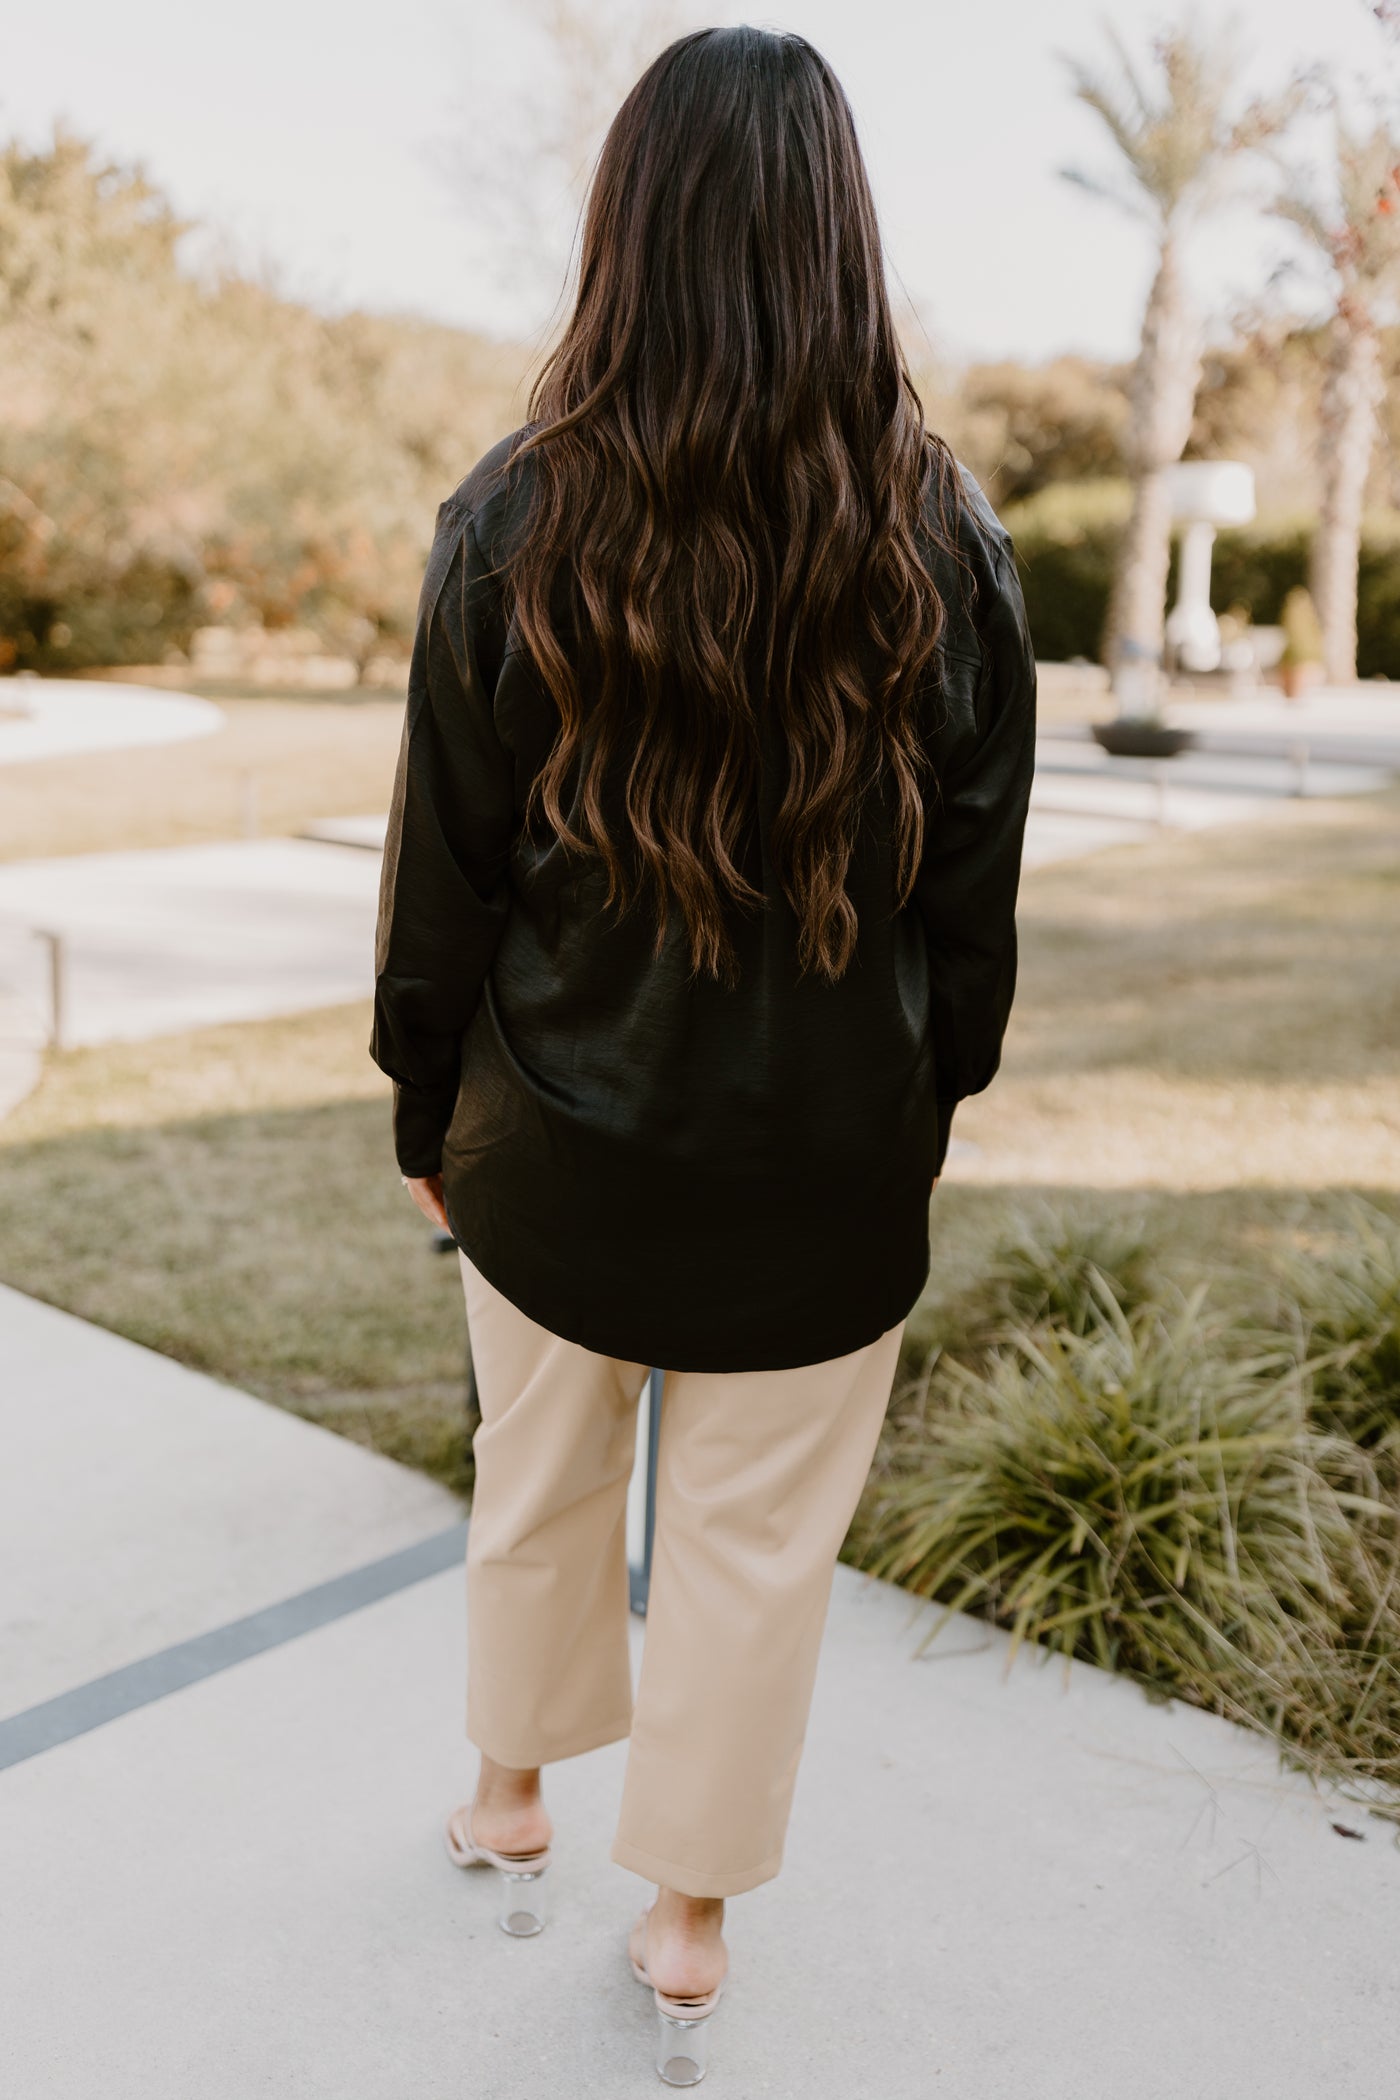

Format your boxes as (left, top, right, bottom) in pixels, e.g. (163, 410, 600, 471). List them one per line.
(370, 430, 1036, 1371)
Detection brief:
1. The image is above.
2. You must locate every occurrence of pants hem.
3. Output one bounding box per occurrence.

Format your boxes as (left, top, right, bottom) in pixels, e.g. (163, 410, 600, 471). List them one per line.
(609, 1834, 784, 1898)
(467, 1709, 635, 1769)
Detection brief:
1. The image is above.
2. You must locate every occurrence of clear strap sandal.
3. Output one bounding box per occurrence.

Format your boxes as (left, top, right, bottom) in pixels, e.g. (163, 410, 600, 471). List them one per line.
(629, 1904, 727, 2087)
(444, 1802, 552, 1937)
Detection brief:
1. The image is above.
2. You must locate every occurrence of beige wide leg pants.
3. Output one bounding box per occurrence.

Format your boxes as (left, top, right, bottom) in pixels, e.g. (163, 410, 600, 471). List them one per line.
(458, 1253, 905, 1898)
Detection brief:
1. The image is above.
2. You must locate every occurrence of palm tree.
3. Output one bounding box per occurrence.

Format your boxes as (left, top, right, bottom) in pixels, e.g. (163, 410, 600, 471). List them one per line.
(1062, 25, 1300, 709)
(1273, 109, 1400, 684)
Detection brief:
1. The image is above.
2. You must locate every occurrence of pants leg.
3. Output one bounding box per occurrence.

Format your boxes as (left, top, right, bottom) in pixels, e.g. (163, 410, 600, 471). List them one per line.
(460, 1253, 650, 1768)
(611, 1319, 905, 1899)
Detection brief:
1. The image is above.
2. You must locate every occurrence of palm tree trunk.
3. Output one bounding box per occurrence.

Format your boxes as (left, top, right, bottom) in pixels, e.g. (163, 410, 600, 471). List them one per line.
(1105, 465, 1177, 700)
(1104, 234, 1202, 705)
(1310, 311, 1382, 686)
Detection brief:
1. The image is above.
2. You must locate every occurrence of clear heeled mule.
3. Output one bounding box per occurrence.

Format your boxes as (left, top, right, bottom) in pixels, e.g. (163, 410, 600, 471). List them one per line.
(629, 1904, 726, 2087)
(653, 2002, 716, 2087)
(444, 1803, 552, 1937)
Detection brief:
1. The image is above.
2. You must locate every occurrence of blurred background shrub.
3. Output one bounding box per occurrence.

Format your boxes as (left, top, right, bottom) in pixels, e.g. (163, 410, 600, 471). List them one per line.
(0, 133, 523, 675)
(1002, 480, 1400, 676)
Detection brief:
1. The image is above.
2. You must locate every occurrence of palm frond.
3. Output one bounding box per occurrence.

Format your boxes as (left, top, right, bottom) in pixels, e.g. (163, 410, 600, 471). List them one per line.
(1060, 19, 1301, 225)
(1058, 164, 1149, 220)
(1269, 97, 1400, 295)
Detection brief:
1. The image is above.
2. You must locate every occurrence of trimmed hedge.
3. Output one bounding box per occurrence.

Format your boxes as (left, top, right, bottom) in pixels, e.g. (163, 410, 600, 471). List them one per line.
(1002, 480, 1400, 676)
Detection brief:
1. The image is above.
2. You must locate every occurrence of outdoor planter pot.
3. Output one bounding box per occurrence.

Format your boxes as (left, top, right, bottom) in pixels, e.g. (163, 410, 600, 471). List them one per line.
(1092, 720, 1198, 759)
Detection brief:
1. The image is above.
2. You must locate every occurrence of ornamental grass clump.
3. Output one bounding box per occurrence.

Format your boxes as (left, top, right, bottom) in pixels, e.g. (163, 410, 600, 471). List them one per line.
(962, 1209, 1160, 1337)
(854, 1280, 1400, 1806)
(1278, 1202, 1400, 1458)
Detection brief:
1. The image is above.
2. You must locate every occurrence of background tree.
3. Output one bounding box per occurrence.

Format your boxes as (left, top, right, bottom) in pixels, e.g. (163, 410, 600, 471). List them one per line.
(947, 356, 1130, 505)
(1062, 24, 1301, 698)
(0, 132, 523, 672)
(1272, 104, 1400, 683)
(1187, 320, 1330, 509)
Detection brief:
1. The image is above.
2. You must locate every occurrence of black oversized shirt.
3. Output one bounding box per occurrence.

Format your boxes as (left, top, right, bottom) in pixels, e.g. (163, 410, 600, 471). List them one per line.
(371, 431, 1036, 1372)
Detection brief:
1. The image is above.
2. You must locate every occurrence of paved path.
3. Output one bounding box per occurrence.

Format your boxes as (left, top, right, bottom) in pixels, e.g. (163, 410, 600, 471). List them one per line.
(0, 837, 381, 1054)
(0, 679, 227, 1106)
(1022, 735, 1393, 866)
(0, 677, 221, 766)
(0, 1289, 458, 1713)
(1, 1284, 1394, 2098)
(1166, 685, 1400, 765)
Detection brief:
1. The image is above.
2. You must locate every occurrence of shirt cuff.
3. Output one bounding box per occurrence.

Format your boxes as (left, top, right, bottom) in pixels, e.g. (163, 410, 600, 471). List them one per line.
(392, 1080, 459, 1179)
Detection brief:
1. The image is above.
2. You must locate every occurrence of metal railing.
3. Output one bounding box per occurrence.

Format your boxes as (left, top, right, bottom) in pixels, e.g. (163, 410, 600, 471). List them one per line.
(626, 1369, 664, 1615)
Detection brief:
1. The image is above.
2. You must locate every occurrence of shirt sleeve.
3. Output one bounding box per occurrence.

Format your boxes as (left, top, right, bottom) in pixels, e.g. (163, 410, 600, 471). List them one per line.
(369, 501, 515, 1177)
(913, 536, 1037, 1174)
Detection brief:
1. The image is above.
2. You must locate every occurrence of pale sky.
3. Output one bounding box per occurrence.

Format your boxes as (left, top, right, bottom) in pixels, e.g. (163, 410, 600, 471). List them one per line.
(5, 0, 1393, 365)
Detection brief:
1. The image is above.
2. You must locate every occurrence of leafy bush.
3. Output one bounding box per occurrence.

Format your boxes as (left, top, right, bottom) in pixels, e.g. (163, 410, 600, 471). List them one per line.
(0, 547, 203, 672)
(1207, 518, 1309, 631)
(1211, 517, 1400, 680)
(999, 480, 1130, 665)
(853, 1283, 1400, 1807)
(0, 135, 525, 674)
(1355, 520, 1400, 680)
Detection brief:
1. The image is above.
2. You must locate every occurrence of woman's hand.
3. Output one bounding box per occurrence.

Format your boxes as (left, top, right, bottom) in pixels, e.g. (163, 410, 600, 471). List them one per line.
(404, 1172, 451, 1232)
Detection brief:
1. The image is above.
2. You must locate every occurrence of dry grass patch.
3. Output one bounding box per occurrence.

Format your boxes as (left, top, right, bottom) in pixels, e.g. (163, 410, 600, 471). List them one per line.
(952, 787, 1400, 1189)
(0, 692, 404, 861)
(0, 1001, 475, 1492)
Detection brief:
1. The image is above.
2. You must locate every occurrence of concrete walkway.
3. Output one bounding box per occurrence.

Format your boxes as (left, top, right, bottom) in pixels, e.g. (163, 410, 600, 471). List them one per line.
(0, 1289, 458, 1713)
(0, 679, 227, 1107)
(307, 719, 1400, 872)
(1166, 685, 1400, 765)
(0, 677, 221, 766)
(1, 1283, 1395, 2097)
(0, 837, 381, 1053)
(1021, 736, 1393, 866)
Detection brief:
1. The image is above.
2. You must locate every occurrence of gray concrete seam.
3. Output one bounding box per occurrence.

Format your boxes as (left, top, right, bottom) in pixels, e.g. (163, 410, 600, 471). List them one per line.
(0, 1519, 469, 1772)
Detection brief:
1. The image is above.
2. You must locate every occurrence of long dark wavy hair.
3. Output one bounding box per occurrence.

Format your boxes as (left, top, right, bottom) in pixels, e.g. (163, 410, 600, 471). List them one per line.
(507, 25, 959, 982)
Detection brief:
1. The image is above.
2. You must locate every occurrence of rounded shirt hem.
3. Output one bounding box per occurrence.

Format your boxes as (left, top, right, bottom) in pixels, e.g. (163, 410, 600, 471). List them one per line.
(449, 1214, 925, 1376)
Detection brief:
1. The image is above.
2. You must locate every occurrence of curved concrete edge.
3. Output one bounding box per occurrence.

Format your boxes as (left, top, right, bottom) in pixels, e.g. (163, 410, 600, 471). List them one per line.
(0, 678, 223, 767)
